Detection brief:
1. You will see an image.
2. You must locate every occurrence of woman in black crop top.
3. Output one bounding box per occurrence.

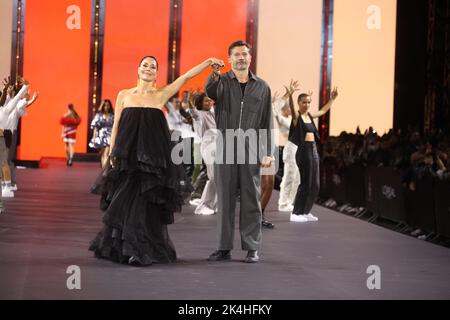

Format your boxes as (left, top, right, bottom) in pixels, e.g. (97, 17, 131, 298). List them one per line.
(285, 80, 338, 222)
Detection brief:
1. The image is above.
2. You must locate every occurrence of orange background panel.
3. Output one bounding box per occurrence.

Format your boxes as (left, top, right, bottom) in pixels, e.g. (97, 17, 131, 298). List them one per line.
(20, 0, 91, 160)
(101, 0, 170, 106)
(179, 0, 248, 95)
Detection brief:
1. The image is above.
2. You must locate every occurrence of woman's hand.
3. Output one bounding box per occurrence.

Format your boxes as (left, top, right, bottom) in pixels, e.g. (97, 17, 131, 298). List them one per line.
(109, 155, 116, 168)
(30, 91, 39, 102)
(272, 91, 280, 103)
(188, 89, 197, 108)
(284, 79, 300, 96)
(6, 85, 14, 96)
(208, 57, 224, 68)
(17, 76, 29, 86)
(330, 86, 338, 100)
(2, 76, 11, 88)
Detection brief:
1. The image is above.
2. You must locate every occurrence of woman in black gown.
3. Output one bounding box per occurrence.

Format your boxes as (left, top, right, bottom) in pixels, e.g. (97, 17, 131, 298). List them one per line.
(89, 55, 224, 266)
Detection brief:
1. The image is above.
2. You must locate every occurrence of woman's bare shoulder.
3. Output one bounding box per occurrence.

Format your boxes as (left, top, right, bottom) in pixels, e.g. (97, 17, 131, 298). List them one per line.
(118, 87, 136, 97)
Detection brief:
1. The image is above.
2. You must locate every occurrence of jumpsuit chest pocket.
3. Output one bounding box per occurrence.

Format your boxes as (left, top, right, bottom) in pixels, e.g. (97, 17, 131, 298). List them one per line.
(242, 96, 262, 129)
(244, 95, 262, 113)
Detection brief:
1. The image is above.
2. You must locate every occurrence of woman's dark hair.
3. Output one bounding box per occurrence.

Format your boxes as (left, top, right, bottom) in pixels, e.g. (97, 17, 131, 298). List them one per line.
(98, 99, 114, 114)
(139, 55, 158, 70)
(297, 93, 310, 103)
(68, 103, 80, 120)
(195, 93, 208, 111)
(228, 40, 251, 56)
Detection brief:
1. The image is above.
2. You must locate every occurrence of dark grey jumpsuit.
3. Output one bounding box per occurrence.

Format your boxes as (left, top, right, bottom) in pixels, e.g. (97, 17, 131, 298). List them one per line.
(205, 70, 273, 251)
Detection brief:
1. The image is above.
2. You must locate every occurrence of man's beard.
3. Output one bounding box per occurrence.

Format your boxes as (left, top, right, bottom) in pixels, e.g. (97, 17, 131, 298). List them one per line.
(234, 62, 248, 70)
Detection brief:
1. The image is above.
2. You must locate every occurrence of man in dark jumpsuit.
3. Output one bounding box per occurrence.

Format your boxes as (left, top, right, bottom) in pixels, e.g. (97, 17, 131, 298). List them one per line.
(205, 40, 274, 263)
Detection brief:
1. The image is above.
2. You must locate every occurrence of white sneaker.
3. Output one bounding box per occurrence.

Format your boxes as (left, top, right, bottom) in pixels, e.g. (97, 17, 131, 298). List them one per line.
(1, 188, 14, 198)
(290, 213, 308, 222)
(306, 213, 318, 222)
(189, 198, 202, 206)
(195, 205, 215, 215)
(9, 184, 17, 191)
(279, 204, 294, 212)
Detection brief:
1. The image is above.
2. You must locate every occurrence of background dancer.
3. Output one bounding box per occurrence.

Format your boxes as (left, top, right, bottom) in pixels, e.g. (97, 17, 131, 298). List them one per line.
(275, 88, 299, 212)
(0, 76, 34, 197)
(89, 99, 114, 169)
(189, 92, 218, 215)
(260, 171, 275, 229)
(3, 90, 38, 193)
(286, 81, 338, 222)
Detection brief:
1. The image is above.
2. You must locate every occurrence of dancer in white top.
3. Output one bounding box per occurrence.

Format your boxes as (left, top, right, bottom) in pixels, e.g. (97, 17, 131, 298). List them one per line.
(0, 77, 30, 130)
(275, 88, 300, 212)
(188, 92, 218, 215)
(0, 76, 35, 201)
(3, 86, 38, 193)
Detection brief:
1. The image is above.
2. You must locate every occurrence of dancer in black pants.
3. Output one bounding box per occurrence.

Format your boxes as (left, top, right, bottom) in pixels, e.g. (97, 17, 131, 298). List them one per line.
(285, 80, 338, 222)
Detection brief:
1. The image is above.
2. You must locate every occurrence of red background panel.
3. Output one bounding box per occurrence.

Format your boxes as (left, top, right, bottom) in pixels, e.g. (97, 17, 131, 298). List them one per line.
(101, 0, 170, 106)
(179, 0, 248, 95)
(20, 0, 91, 160)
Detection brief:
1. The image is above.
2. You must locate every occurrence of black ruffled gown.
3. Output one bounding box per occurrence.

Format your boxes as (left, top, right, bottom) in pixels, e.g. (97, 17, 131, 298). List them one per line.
(89, 107, 187, 265)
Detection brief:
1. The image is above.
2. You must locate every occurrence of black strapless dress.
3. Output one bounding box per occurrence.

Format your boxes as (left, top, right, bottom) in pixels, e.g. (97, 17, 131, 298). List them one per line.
(89, 107, 187, 265)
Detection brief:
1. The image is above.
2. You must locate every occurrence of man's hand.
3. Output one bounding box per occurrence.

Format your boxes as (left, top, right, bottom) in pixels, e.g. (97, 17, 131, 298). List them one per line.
(211, 64, 222, 78)
(260, 156, 274, 168)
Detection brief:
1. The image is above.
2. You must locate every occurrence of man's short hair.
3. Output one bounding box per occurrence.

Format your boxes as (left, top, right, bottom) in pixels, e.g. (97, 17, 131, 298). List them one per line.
(228, 40, 251, 56)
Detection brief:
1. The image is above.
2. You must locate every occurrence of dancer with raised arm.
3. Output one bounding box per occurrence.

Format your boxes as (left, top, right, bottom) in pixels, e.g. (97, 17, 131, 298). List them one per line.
(286, 80, 338, 222)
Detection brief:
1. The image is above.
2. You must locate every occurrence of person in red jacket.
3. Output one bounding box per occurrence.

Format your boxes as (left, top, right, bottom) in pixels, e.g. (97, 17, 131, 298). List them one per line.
(60, 103, 81, 166)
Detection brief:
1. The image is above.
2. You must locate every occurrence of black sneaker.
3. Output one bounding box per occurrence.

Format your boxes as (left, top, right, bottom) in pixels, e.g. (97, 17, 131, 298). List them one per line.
(244, 250, 259, 263)
(207, 250, 231, 261)
(262, 219, 275, 229)
(128, 255, 145, 266)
